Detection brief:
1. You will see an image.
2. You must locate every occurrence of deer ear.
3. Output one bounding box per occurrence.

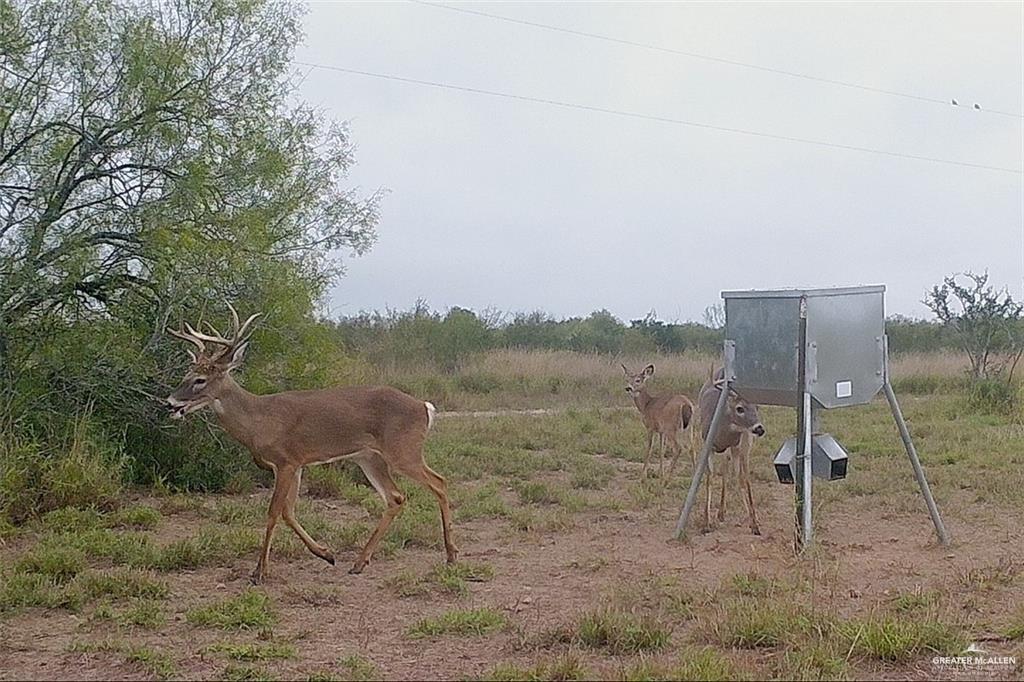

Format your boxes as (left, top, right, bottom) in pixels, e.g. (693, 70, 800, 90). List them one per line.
(226, 341, 249, 370)
(643, 364, 655, 377)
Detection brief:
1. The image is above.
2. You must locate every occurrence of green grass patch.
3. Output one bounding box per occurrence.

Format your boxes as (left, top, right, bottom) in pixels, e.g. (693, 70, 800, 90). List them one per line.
(841, 614, 965, 661)
(107, 504, 162, 530)
(14, 545, 87, 582)
(710, 599, 818, 649)
(507, 507, 574, 533)
(621, 649, 741, 681)
(117, 599, 166, 629)
(576, 609, 672, 654)
(383, 570, 430, 598)
(0, 572, 69, 610)
(338, 653, 378, 681)
(69, 640, 176, 680)
(430, 561, 495, 595)
(187, 590, 277, 631)
(37, 507, 105, 533)
(890, 588, 942, 613)
(774, 642, 849, 681)
(408, 607, 506, 638)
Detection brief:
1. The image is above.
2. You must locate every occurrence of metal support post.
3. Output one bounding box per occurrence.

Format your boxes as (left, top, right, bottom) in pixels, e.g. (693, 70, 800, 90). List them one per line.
(674, 340, 734, 540)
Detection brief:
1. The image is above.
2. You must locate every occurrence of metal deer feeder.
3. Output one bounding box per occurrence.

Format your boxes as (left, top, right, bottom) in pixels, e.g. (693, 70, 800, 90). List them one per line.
(674, 285, 950, 550)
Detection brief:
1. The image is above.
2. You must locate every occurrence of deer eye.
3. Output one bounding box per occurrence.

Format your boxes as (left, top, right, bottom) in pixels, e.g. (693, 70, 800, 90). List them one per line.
(736, 406, 745, 414)
(193, 377, 206, 388)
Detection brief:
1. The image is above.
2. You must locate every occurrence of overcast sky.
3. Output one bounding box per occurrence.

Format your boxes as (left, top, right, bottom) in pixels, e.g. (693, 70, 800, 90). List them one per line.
(295, 1, 1023, 323)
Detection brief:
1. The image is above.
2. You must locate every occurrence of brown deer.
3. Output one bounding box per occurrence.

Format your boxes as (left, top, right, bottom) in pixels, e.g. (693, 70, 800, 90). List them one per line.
(622, 364, 696, 479)
(696, 367, 766, 534)
(166, 304, 457, 583)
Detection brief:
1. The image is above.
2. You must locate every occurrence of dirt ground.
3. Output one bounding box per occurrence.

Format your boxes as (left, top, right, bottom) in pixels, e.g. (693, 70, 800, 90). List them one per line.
(3, 439, 1023, 681)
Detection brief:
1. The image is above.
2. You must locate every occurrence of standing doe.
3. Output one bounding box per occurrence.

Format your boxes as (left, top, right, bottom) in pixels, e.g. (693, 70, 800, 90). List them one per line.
(166, 304, 457, 583)
(622, 364, 696, 479)
(696, 367, 766, 534)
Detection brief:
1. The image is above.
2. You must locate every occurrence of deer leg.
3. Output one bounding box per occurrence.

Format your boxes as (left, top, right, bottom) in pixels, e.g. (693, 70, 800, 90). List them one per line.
(658, 434, 666, 478)
(282, 468, 335, 566)
(666, 433, 684, 477)
(398, 462, 459, 565)
(717, 452, 729, 522)
(252, 465, 292, 585)
(737, 442, 761, 535)
(642, 430, 654, 479)
(701, 454, 713, 533)
(350, 453, 405, 575)
(689, 424, 698, 469)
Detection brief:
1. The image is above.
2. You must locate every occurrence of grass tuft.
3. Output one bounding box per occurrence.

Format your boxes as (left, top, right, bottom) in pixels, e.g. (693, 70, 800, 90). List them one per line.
(186, 590, 277, 631)
(576, 609, 671, 654)
(338, 653, 378, 681)
(408, 607, 506, 638)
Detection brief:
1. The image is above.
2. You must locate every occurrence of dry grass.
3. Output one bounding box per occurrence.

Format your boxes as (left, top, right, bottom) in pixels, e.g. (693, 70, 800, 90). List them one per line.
(889, 351, 967, 378)
(368, 348, 973, 411)
(464, 349, 716, 384)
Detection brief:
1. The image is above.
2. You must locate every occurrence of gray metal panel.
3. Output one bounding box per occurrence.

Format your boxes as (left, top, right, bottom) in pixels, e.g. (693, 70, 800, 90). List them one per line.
(724, 296, 801, 406)
(806, 291, 885, 408)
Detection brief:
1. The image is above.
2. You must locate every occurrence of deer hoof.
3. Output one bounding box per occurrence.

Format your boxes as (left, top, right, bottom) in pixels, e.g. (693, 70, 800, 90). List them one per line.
(249, 568, 266, 585)
(348, 561, 365, 575)
(751, 527, 762, 536)
(446, 549, 459, 565)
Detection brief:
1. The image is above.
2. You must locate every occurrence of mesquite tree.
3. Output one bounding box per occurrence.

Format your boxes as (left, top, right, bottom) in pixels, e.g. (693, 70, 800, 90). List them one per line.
(0, 0, 380, 485)
(924, 272, 1024, 382)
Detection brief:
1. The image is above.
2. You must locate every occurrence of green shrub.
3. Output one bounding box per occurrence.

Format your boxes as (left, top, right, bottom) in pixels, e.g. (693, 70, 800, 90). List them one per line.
(967, 379, 1019, 415)
(0, 418, 125, 526)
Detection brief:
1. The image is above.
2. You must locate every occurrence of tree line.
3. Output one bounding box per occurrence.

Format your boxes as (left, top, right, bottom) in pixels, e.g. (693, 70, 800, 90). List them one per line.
(329, 303, 968, 371)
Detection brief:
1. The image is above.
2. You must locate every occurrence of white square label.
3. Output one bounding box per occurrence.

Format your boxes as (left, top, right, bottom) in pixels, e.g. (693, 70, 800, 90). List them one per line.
(836, 381, 853, 398)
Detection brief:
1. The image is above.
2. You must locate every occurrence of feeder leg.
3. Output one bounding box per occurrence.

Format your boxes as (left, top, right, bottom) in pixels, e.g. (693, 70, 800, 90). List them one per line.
(674, 382, 728, 540)
(799, 389, 813, 548)
(883, 381, 951, 546)
(675, 341, 734, 540)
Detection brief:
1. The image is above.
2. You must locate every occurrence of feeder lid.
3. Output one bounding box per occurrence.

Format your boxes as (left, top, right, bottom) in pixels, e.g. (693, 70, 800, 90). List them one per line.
(722, 285, 885, 300)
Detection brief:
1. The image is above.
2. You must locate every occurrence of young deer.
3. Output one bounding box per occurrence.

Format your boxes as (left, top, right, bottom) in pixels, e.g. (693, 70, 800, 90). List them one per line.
(697, 367, 766, 535)
(166, 304, 457, 583)
(622, 364, 696, 479)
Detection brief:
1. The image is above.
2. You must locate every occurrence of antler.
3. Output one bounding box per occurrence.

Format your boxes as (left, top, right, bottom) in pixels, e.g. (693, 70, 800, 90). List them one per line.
(167, 326, 206, 362)
(167, 303, 263, 362)
(227, 301, 262, 345)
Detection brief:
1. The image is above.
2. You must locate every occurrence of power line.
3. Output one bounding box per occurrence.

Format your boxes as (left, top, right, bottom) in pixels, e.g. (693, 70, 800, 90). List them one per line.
(296, 61, 1023, 175)
(411, 0, 1024, 120)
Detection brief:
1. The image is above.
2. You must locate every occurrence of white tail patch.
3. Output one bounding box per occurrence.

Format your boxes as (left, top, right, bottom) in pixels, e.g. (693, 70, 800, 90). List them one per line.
(425, 401, 437, 430)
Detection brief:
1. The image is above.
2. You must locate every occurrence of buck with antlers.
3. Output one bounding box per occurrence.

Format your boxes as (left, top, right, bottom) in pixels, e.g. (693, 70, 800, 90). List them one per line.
(622, 364, 696, 479)
(166, 304, 457, 583)
(696, 367, 766, 534)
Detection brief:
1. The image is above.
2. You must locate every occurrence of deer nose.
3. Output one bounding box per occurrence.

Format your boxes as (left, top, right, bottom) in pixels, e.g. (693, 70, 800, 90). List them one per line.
(752, 424, 766, 437)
